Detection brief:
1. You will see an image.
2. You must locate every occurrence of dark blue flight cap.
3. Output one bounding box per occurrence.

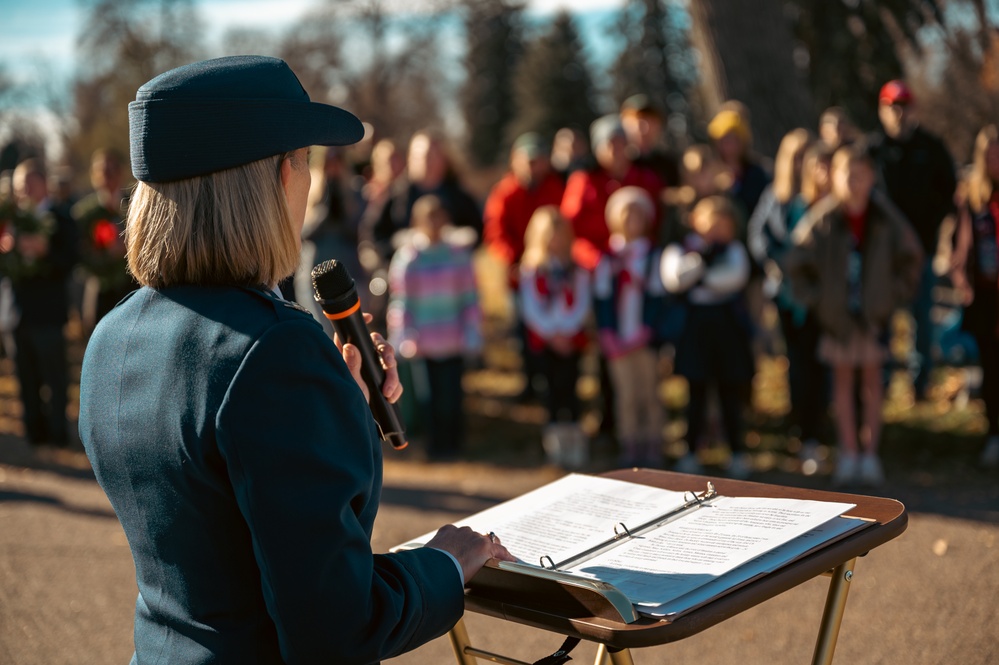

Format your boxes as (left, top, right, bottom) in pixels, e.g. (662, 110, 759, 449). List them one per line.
(128, 55, 364, 183)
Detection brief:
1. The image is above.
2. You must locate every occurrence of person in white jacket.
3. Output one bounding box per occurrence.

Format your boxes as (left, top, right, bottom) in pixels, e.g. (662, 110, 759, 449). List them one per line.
(519, 205, 592, 467)
(594, 187, 667, 467)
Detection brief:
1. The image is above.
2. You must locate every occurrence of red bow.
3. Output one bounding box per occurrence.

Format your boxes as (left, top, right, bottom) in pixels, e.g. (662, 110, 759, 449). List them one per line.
(536, 272, 574, 307)
(92, 219, 118, 250)
(618, 269, 640, 289)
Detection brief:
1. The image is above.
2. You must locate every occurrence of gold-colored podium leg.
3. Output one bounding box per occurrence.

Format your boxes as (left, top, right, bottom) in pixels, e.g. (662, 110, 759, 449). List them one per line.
(448, 617, 534, 665)
(448, 618, 479, 665)
(811, 557, 858, 665)
(595, 644, 636, 665)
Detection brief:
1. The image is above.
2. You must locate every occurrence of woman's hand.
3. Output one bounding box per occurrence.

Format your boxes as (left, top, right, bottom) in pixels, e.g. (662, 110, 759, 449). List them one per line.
(335, 313, 403, 405)
(425, 525, 517, 585)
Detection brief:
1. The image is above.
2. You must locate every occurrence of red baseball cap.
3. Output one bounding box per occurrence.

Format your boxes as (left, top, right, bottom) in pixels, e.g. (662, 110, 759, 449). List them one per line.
(879, 80, 914, 106)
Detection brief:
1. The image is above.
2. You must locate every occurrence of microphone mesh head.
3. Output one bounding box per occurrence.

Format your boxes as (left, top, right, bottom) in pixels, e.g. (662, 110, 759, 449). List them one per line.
(311, 259, 355, 301)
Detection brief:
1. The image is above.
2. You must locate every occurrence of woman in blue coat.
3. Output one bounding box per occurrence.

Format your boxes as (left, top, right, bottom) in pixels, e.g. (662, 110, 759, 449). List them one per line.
(78, 55, 511, 665)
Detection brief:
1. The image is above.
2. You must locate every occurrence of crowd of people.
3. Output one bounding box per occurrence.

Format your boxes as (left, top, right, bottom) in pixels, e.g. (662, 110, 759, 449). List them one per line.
(0, 149, 132, 450)
(2, 78, 998, 487)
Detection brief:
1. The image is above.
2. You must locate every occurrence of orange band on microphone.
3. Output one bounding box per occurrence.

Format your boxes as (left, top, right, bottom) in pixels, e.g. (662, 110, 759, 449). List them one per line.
(323, 301, 361, 320)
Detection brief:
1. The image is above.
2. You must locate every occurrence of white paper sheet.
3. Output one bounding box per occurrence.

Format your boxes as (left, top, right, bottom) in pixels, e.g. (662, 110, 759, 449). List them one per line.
(395, 474, 860, 614)
(638, 515, 868, 616)
(399, 473, 691, 566)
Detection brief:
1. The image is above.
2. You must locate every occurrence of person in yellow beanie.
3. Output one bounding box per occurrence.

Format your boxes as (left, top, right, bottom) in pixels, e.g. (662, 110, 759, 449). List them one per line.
(707, 105, 770, 221)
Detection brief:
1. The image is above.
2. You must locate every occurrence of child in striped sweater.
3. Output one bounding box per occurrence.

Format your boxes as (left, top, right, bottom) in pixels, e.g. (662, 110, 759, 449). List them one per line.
(387, 195, 482, 460)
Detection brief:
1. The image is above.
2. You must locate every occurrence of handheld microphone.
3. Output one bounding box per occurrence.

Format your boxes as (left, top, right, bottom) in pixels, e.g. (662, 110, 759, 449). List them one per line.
(312, 259, 408, 450)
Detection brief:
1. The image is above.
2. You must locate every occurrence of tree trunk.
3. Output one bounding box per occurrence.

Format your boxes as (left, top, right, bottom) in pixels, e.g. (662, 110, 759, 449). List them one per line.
(689, 0, 816, 156)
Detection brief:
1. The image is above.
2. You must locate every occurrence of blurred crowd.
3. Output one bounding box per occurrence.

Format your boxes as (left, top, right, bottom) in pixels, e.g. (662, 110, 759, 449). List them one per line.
(3, 78, 999, 488)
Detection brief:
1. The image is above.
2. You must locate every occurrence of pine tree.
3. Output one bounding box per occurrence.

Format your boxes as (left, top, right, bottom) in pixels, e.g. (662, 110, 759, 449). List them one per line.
(608, 0, 694, 135)
(460, 0, 526, 167)
(786, 0, 927, 131)
(689, 0, 949, 153)
(508, 11, 600, 147)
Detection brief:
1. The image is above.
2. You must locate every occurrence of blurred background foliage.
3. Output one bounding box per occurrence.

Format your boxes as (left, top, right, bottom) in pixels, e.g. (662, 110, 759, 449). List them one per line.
(2, 0, 999, 185)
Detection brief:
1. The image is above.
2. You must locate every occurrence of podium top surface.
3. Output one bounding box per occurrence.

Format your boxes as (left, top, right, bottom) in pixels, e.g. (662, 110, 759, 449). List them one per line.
(462, 468, 908, 649)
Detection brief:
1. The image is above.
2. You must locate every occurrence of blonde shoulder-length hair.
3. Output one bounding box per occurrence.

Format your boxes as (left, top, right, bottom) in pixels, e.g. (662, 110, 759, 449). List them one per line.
(800, 142, 835, 206)
(126, 152, 300, 288)
(772, 128, 813, 204)
(967, 124, 999, 215)
(521, 205, 572, 270)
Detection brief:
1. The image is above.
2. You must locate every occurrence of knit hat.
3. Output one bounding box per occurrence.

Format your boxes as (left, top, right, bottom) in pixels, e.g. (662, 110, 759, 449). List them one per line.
(512, 132, 548, 159)
(605, 186, 655, 226)
(707, 109, 750, 143)
(128, 55, 364, 183)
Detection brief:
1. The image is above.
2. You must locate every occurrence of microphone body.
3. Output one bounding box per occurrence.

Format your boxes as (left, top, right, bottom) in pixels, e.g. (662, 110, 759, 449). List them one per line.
(312, 260, 408, 449)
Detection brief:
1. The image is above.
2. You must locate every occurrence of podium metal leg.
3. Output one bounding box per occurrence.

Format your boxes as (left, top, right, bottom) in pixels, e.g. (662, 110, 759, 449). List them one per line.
(448, 617, 534, 665)
(595, 644, 636, 665)
(811, 557, 858, 665)
(448, 618, 479, 665)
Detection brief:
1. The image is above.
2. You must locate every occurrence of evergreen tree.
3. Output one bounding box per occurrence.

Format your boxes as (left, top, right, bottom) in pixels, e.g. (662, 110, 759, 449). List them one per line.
(689, 0, 949, 153)
(608, 0, 694, 137)
(460, 0, 526, 167)
(509, 11, 600, 147)
(786, 0, 944, 131)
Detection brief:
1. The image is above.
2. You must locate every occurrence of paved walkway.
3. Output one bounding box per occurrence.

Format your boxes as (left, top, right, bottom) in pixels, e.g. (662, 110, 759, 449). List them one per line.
(1, 437, 997, 664)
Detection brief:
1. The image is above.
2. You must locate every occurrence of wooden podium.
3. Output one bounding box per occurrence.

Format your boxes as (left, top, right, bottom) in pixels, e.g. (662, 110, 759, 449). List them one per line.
(446, 468, 908, 665)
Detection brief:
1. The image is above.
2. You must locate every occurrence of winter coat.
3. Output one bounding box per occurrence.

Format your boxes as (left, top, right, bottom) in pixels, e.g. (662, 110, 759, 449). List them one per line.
(786, 191, 923, 342)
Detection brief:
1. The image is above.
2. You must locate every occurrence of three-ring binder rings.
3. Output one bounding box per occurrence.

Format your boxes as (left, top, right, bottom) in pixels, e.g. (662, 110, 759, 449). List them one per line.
(395, 474, 872, 621)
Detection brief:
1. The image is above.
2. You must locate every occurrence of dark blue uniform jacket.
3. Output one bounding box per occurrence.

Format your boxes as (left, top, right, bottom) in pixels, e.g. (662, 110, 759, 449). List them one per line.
(79, 286, 462, 664)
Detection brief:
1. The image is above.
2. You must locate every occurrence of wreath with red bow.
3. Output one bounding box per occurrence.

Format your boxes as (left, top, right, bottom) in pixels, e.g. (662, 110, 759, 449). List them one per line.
(0, 198, 57, 281)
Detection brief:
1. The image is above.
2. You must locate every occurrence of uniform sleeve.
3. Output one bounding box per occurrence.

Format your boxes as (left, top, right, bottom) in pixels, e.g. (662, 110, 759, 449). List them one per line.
(216, 320, 463, 665)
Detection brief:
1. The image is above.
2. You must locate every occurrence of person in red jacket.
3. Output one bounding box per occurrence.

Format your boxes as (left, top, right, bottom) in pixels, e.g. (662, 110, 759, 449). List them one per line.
(483, 133, 566, 284)
(483, 133, 566, 401)
(561, 114, 663, 271)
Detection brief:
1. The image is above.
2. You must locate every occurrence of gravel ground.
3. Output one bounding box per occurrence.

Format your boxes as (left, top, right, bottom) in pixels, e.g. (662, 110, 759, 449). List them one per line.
(1, 436, 996, 665)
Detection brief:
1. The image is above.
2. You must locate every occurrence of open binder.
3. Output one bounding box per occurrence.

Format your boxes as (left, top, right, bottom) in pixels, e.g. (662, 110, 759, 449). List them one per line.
(461, 482, 718, 624)
(395, 474, 871, 623)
